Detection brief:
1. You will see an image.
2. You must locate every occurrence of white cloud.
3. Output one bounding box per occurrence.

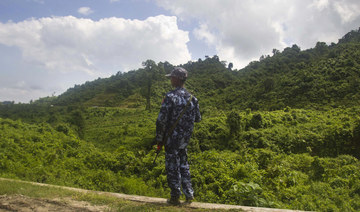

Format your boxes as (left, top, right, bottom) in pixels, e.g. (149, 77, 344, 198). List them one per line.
(0, 15, 190, 72)
(193, 23, 216, 46)
(0, 84, 49, 103)
(0, 15, 191, 102)
(156, 0, 360, 69)
(78, 7, 94, 16)
(334, 1, 360, 23)
(310, 0, 329, 10)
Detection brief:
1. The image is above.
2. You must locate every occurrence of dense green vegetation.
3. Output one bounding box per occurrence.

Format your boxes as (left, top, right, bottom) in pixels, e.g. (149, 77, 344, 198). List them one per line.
(1, 106, 360, 211)
(42, 28, 360, 111)
(1, 28, 360, 211)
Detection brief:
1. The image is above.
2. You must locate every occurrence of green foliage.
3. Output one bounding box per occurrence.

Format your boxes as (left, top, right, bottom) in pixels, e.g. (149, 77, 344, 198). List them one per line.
(2, 105, 360, 211)
(140, 60, 165, 111)
(2, 28, 360, 211)
(226, 111, 242, 136)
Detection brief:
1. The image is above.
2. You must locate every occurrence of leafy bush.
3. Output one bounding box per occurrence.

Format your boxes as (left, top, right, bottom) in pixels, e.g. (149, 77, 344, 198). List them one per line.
(1, 102, 360, 211)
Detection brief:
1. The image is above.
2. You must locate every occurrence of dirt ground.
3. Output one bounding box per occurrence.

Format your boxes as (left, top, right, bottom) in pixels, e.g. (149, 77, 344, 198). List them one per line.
(0, 195, 108, 212)
(0, 178, 300, 212)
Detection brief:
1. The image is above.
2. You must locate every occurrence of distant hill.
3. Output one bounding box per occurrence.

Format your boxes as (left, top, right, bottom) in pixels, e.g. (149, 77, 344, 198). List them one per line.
(44, 27, 360, 111)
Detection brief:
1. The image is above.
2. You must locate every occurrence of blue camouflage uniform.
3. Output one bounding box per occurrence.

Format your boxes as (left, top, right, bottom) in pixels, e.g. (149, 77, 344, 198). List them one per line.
(156, 87, 201, 199)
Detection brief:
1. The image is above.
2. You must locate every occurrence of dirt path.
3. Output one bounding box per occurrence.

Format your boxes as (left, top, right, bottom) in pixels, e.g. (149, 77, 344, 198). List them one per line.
(0, 194, 108, 212)
(0, 178, 304, 212)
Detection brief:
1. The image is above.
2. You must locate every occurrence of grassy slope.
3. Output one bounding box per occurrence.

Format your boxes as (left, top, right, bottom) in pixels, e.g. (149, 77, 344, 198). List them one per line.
(0, 178, 241, 212)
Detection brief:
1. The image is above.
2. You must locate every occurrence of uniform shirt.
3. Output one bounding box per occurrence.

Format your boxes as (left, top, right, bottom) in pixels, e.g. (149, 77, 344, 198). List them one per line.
(156, 87, 201, 149)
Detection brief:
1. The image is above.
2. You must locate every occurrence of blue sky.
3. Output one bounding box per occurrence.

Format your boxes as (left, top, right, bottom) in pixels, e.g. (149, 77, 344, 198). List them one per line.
(1, 0, 166, 21)
(0, 0, 359, 103)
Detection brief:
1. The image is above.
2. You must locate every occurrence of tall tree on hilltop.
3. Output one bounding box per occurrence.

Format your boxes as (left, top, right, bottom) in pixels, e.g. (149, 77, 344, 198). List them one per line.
(141, 60, 160, 111)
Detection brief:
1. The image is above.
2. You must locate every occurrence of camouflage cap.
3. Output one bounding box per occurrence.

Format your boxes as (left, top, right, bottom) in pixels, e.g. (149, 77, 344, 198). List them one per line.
(165, 67, 188, 80)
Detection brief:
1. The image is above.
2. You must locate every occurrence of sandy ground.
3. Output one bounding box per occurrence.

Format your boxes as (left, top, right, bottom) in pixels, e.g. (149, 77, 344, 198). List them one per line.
(0, 195, 108, 212)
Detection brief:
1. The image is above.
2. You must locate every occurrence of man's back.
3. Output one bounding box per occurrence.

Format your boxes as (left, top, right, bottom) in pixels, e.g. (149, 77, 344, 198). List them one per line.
(156, 87, 201, 149)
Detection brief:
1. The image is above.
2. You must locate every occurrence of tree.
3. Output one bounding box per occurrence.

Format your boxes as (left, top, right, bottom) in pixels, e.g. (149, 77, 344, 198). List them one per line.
(263, 78, 275, 92)
(249, 113, 263, 129)
(227, 111, 241, 136)
(141, 60, 160, 111)
(68, 109, 85, 138)
(352, 119, 360, 158)
(315, 42, 328, 55)
(291, 44, 301, 53)
(272, 49, 280, 56)
(259, 55, 266, 61)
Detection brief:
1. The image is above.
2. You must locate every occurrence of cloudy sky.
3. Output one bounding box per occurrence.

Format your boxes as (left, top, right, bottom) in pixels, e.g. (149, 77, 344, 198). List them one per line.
(0, 0, 359, 103)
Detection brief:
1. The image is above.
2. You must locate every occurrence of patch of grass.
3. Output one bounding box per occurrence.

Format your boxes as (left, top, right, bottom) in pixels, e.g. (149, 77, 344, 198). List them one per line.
(0, 178, 242, 211)
(0, 178, 74, 199)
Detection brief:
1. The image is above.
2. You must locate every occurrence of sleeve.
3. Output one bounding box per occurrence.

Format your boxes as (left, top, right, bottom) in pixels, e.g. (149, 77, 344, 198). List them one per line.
(155, 95, 172, 143)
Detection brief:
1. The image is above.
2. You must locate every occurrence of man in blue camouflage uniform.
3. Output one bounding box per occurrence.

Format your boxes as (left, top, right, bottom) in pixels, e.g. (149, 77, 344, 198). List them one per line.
(155, 67, 201, 205)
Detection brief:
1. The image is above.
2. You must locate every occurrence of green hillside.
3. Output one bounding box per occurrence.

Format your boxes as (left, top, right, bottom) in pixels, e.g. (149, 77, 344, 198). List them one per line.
(43, 28, 360, 111)
(1, 28, 360, 211)
(1, 105, 360, 211)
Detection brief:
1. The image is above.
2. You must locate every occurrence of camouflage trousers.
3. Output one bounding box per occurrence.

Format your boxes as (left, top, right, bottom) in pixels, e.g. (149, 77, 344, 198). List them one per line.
(165, 148, 194, 198)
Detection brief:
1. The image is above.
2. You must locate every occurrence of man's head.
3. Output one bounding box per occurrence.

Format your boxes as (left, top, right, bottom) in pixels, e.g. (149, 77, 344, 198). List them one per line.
(166, 67, 188, 87)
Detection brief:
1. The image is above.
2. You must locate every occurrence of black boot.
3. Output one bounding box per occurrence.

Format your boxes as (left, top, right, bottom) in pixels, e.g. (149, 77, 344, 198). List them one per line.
(185, 195, 194, 204)
(167, 196, 180, 205)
